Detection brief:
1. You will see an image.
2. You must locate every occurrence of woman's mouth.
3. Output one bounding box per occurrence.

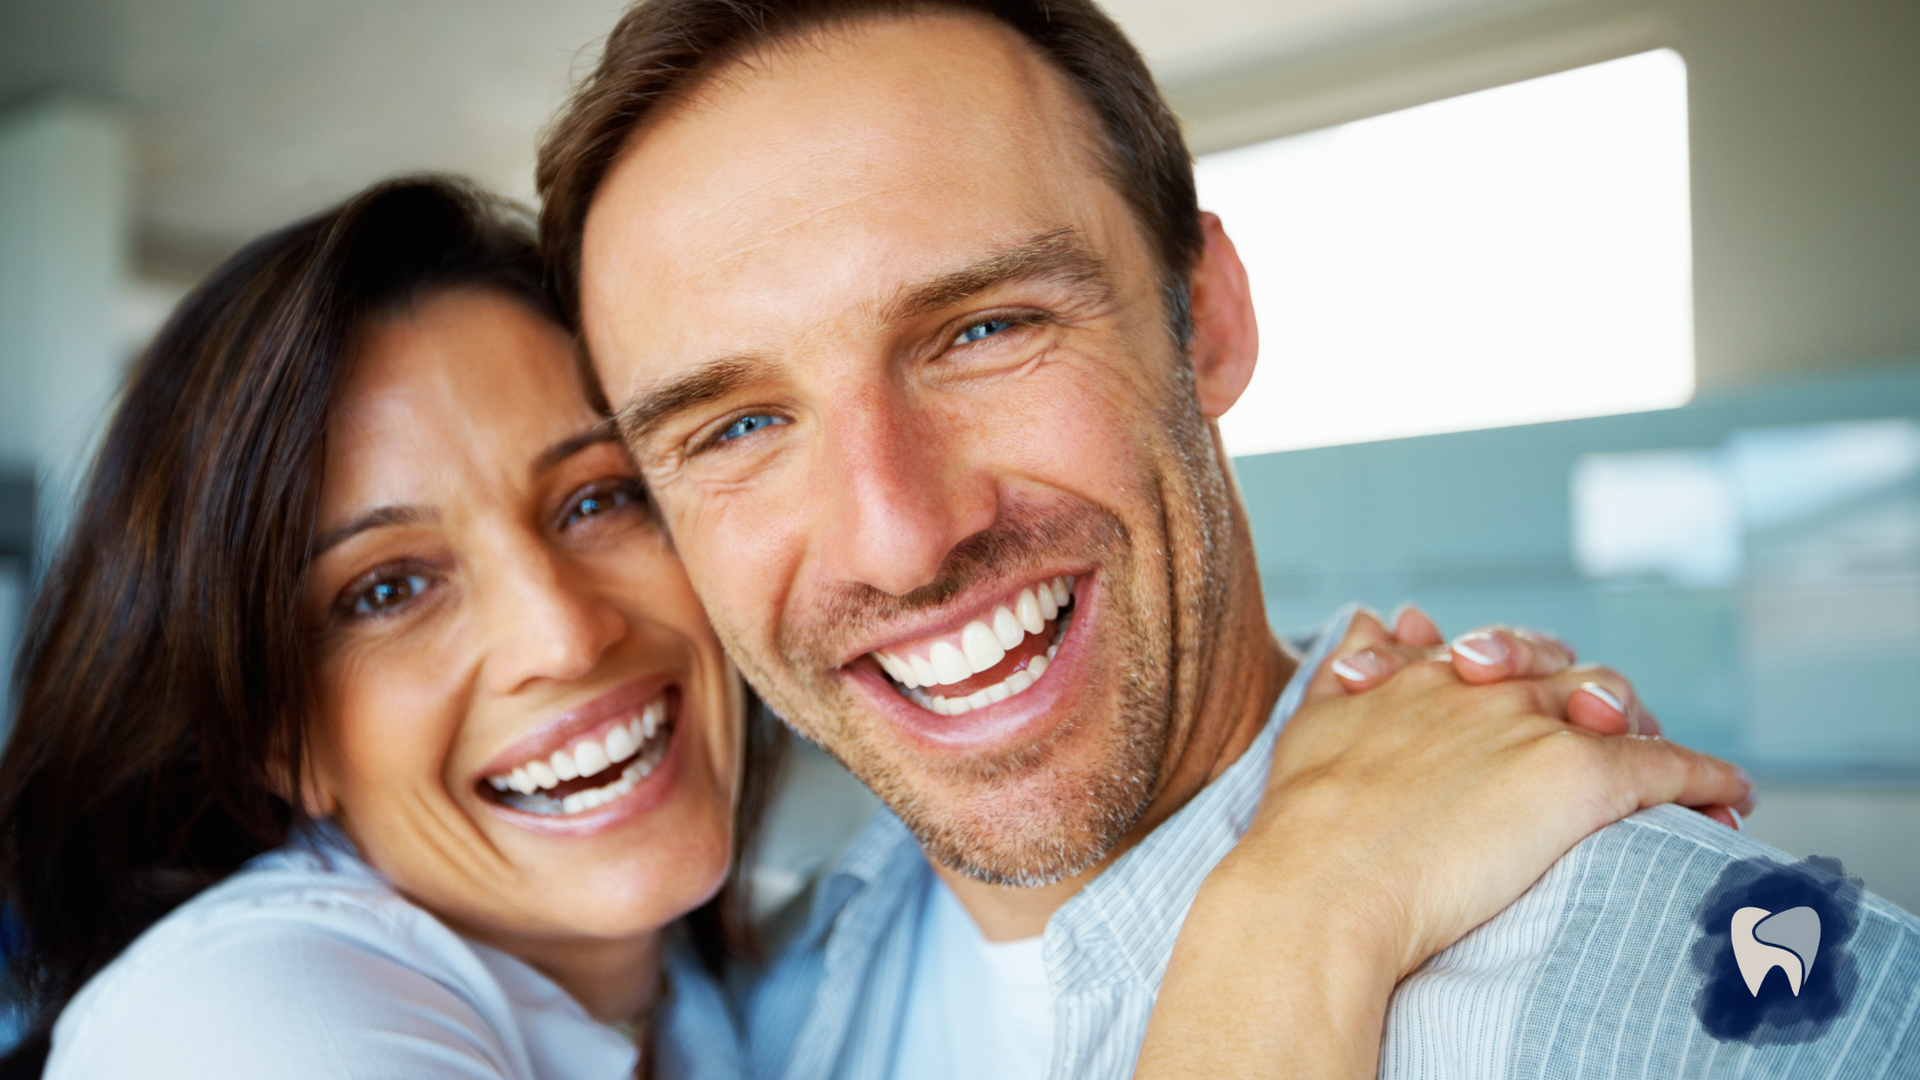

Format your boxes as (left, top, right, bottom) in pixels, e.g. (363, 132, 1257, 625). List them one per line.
(481, 695, 673, 817)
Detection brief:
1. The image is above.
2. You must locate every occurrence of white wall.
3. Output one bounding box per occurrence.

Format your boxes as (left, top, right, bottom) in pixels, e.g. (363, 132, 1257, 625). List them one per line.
(1680, 0, 1920, 388)
(1167, 0, 1920, 393)
(0, 97, 130, 562)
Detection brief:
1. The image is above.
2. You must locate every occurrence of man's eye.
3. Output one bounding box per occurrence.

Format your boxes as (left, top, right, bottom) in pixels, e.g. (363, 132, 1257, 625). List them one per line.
(953, 319, 1014, 346)
(718, 414, 789, 443)
(351, 573, 431, 616)
(565, 480, 645, 527)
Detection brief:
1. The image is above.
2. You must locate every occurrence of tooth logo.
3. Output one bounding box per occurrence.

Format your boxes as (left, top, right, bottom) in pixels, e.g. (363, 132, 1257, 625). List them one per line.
(1730, 906, 1821, 997)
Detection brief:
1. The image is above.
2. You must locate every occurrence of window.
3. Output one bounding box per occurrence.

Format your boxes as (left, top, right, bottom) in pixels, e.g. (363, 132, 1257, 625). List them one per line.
(1198, 49, 1694, 456)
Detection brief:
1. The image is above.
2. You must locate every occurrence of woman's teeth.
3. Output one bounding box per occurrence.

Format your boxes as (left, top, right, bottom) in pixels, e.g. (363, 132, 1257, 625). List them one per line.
(486, 698, 669, 816)
(868, 576, 1074, 713)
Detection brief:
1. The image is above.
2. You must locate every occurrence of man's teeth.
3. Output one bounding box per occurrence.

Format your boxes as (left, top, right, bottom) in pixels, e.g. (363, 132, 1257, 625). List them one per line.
(868, 575, 1074, 700)
(906, 642, 1060, 715)
(488, 698, 667, 801)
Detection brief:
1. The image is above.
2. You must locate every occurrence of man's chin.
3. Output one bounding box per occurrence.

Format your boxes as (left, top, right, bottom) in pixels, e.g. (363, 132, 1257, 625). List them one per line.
(848, 723, 1161, 888)
(908, 791, 1137, 889)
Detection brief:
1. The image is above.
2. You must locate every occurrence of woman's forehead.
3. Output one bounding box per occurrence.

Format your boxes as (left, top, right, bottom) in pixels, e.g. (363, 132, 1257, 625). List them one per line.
(324, 290, 597, 503)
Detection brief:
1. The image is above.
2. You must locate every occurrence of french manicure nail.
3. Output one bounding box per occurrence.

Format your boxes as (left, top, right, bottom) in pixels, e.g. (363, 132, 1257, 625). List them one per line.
(1579, 681, 1625, 714)
(1452, 632, 1508, 668)
(1331, 651, 1387, 681)
(1729, 807, 1744, 831)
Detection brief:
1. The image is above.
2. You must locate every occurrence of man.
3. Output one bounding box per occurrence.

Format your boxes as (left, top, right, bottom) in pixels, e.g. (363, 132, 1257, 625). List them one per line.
(536, 1, 1920, 1075)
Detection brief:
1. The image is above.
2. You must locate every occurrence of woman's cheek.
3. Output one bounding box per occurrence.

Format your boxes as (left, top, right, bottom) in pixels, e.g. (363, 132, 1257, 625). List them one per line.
(310, 636, 462, 812)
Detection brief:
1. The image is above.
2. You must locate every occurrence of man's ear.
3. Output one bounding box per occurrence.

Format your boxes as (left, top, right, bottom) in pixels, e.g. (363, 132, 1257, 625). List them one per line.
(1186, 212, 1259, 420)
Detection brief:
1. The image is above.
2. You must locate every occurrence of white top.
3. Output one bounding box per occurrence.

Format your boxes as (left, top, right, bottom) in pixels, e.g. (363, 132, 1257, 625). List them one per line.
(888, 875, 1052, 1080)
(45, 825, 743, 1080)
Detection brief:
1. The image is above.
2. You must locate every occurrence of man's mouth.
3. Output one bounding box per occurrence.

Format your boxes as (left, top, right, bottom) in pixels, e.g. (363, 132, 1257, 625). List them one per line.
(482, 694, 673, 816)
(867, 576, 1075, 715)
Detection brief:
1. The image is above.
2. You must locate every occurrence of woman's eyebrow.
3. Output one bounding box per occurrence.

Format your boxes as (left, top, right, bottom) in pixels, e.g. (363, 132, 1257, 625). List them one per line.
(312, 505, 435, 556)
(533, 421, 622, 477)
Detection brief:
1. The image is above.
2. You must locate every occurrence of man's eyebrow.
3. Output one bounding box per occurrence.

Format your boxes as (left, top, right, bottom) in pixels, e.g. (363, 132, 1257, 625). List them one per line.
(884, 227, 1113, 323)
(533, 421, 622, 477)
(612, 231, 1108, 451)
(616, 357, 760, 451)
(312, 506, 435, 557)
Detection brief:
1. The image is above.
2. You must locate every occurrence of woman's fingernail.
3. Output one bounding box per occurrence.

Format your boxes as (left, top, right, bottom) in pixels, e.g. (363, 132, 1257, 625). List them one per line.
(1452, 632, 1508, 668)
(1729, 807, 1744, 831)
(1579, 681, 1625, 714)
(1525, 628, 1576, 661)
(1331, 650, 1386, 681)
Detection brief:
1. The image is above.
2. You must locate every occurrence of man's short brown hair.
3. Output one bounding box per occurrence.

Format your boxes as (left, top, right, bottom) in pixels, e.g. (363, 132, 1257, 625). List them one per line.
(535, 0, 1201, 327)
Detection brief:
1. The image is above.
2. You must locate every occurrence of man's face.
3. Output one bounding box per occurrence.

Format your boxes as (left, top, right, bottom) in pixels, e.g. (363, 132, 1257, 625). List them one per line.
(581, 13, 1243, 885)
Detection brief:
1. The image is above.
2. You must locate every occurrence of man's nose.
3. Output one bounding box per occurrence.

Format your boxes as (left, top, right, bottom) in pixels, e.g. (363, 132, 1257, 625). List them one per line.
(480, 536, 627, 696)
(814, 387, 997, 597)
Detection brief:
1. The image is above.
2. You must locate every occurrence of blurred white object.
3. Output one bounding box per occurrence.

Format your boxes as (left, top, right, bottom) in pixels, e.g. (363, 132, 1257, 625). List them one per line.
(1570, 419, 1920, 589)
(1199, 49, 1695, 456)
(1727, 419, 1920, 531)
(1572, 449, 1741, 587)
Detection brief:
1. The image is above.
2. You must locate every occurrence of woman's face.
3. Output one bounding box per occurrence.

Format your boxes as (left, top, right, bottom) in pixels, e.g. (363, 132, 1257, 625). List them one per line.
(301, 288, 740, 959)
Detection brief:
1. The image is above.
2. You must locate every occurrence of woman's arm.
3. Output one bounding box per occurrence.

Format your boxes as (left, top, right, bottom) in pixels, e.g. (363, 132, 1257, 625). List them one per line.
(1134, 611, 1754, 1078)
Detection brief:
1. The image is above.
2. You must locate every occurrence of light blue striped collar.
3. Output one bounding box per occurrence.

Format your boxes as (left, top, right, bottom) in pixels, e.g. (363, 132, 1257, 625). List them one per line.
(798, 603, 1358, 978)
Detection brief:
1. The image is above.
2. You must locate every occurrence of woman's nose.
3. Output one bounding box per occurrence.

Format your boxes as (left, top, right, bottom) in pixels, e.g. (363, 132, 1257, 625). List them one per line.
(478, 538, 627, 696)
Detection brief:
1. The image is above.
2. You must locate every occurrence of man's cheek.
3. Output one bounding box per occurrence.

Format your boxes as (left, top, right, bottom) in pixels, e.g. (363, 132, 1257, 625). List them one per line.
(697, 508, 811, 662)
(1006, 368, 1152, 497)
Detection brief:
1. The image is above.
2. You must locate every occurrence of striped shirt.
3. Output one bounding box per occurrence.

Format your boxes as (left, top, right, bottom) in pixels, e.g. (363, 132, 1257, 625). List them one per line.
(744, 609, 1920, 1079)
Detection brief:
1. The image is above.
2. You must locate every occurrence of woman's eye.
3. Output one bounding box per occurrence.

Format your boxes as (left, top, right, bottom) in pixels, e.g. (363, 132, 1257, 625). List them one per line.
(565, 479, 646, 527)
(953, 319, 1014, 346)
(718, 414, 789, 443)
(351, 573, 431, 616)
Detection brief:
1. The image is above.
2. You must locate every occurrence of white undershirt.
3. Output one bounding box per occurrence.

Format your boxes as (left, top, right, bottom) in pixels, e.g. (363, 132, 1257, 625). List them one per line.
(889, 874, 1053, 1080)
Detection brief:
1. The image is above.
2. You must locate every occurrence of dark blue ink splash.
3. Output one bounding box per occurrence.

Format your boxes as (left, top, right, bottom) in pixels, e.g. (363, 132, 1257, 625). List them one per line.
(1690, 855, 1864, 1045)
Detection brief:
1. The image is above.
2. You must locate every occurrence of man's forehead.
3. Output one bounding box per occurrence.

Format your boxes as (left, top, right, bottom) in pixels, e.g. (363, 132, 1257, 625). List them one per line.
(578, 13, 1121, 358)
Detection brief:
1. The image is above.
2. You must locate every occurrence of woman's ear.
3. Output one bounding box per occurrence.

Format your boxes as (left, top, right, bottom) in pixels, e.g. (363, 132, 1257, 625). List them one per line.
(1187, 212, 1260, 420)
(269, 746, 339, 818)
(299, 771, 340, 819)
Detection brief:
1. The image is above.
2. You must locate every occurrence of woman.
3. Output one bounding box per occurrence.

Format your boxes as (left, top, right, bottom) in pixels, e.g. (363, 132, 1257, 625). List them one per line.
(0, 176, 1747, 1078)
(4, 178, 754, 1078)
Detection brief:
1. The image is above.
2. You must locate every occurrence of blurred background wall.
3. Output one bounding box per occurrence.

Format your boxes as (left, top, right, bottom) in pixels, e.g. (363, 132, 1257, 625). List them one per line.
(0, 0, 1915, 909)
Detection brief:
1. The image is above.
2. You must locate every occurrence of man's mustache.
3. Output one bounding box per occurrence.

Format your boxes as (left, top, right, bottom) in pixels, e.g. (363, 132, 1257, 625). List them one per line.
(778, 499, 1128, 670)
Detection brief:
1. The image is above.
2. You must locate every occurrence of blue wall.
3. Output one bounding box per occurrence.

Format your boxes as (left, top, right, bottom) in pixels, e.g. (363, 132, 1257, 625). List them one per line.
(1235, 357, 1920, 781)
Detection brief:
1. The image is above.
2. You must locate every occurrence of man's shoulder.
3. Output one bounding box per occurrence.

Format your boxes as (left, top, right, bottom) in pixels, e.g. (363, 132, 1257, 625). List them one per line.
(1384, 806, 1920, 1079)
(742, 809, 930, 1080)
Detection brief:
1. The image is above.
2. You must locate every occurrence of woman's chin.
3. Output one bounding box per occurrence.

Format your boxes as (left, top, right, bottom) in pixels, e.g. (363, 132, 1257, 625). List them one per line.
(480, 807, 736, 937)
(522, 848, 732, 940)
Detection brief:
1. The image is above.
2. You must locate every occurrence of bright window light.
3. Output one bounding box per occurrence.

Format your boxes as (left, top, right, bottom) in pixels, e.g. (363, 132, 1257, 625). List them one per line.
(1199, 49, 1695, 457)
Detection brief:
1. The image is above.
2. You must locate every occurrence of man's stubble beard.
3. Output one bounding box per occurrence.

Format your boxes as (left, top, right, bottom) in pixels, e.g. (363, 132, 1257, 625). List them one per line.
(721, 350, 1239, 889)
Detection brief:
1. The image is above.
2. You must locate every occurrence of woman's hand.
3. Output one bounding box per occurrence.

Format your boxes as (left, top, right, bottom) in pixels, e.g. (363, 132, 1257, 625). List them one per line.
(1319, 608, 1739, 827)
(1134, 611, 1755, 1078)
(1322, 606, 1654, 737)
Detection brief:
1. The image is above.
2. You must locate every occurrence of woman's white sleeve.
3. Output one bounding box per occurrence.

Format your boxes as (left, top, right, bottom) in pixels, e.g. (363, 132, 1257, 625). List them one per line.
(45, 909, 526, 1080)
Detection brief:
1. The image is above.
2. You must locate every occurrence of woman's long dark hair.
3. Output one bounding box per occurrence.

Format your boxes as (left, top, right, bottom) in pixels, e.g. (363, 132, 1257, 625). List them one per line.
(0, 176, 778, 1075)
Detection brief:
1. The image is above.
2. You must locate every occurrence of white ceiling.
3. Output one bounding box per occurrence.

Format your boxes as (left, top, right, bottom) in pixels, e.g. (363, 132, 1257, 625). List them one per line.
(1, 0, 1538, 271)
